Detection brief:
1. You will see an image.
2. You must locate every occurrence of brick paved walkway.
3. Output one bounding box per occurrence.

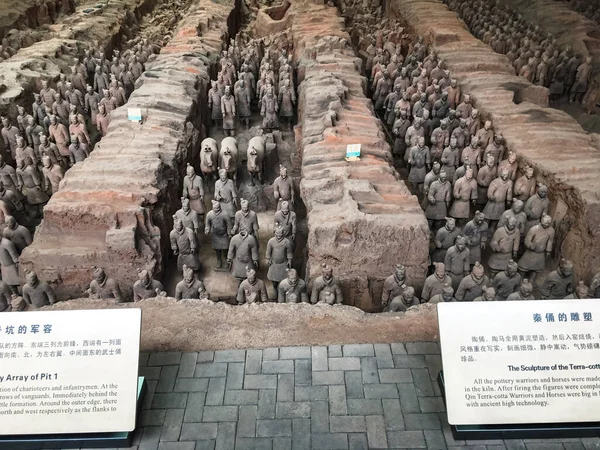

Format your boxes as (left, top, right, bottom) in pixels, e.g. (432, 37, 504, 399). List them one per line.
(126, 343, 598, 449)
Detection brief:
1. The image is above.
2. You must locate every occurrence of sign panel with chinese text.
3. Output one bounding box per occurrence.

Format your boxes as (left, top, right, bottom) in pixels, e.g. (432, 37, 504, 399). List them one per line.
(438, 300, 600, 425)
(345, 143, 361, 160)
(0, 308, 141, 435)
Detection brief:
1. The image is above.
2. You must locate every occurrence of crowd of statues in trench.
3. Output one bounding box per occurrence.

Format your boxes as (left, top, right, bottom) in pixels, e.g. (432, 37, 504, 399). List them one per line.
(1, 4, 599, 312)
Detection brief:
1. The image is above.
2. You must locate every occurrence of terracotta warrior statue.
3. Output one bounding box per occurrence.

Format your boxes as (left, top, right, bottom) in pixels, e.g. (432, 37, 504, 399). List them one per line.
(382, 264, 412, 311)
(564, 281, 589, 299)
(388, 286, 420, 312)
(518, 214, 554, 284)
(425, 170, 451, 228)
(540, 258, 574, 300)
(524, 184, 550, 235)
(261, 86, 279, 133)
(429, 283, 457, 304)
(455, 261, 490, 302)
(42, 155, 64, 195)
(422, 262, 452, 303)
(221, 86, 236, 136)
(175, 265, 206, 300)
(0, 279, 11, 311)
(3, 215, 32, 254)
(228, 230, 259, 283)
(273, 165, 294, 210)
(87, 266, 123, 302)
(182, 164, 205, 221)
(432, 217, 461, 264)
(205, 200, 232, 270)
(492, 259, 522, 301)
(170, 215, 200, 272)
(236, 266, 268, 304)
(449, 167, 477, 224)
(444, 235, 471, 290)
(266, 225, 293, 293)
(488, 216, 520, 277)
(462, 211, 488, 267)
(506, 278, 535, 301)
(175, 197, 200, 239)
(214, 168, 237, 220)
(133, 269, 164, 301)
(309, 263, 342, 305)
(473, 286, 498, 302)
(277, 268, 308, 303)
(232, 198, 259, 241)
(22, 271, 56, 308)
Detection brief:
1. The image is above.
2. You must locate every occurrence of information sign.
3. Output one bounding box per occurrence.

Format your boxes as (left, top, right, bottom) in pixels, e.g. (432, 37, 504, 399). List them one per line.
(345, 143, 361, 161)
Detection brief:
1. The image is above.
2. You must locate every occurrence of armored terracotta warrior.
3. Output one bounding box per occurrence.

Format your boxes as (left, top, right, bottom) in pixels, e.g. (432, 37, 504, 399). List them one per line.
(422, 262, 452, 303)
(17, 156, 49, 215)
(498, 199, 527, 240)
(455, 262, 490, 302)
(541, 258, 574, 300)
(68, 135, 89, 165)
(278, 79, 295, 130)
(273, 200, 296, 246)
(429, 283, 456, 304)
(518, 214, 554, 284)
(310, 264, 344, 305)
(461, 211, 487, 266)
(513, 166, 536, 202)
(175, 197, 200, 238)
(182, 164, 205, 220)
(266, 225, 293, 292)
(170, 215, 200, 272)
(273, 165, 294, 210)
(392, 109, 411, 159)
(228, 230, 259, 282)
(132, 269, 163, 301)
(476, 155, 497, 208)
(473, 286, 498, 302)
(175, 265, 206, 300)
(232, 199, 259, 240)
(261, 86, 279, 133)
(488, 216, 520, 277)
(221, 86, 236, 136)
(388, 286, 420, 312)
(382, 264, 411, 311)
(425, 170, 451, 227)
(432, 217, 461, 264)
(506, 278, 535, 301)
(564, 281, 589, 299)
(3, 215, 31, 254)
(524, 184, 550, 235)
(87, 266, 123, 302)
(22, 271, 56, 308)
(15, 136, 37, 167)
(236, 266, 268, 304)
(444, 235, 471, 291)
(214, 168, 237, 220)
(39, 79, 57, 107)
(0, 235, 19, 293)
(0, 280, 11, 311)
(205, 200, 232, 270)
(492, 260, 521, 301)
(277, 268, 308, 303)
(449, 167, 477, 223)
(96, 104, 110, 137)
(483, 169, 513, 228)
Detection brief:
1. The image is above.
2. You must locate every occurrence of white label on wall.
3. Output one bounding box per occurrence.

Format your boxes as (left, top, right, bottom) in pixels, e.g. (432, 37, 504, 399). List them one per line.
(438, 300, 600, 425)
(0, 308, 141, 435)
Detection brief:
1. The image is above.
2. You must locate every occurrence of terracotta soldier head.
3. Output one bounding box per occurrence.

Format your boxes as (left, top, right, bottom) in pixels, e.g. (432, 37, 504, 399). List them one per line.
(137, 268, 151, 287)
(42, 155, 52, 169)
(182, 264, 195, 283)
(181, 197, 190, 212)
(574, 281, 589, 299)
(445, 217, 456, 232)
(280, 201, 290, 215)
(537, 184, 548, 199)
(441, 283, 454, 302)
(241, 198, 249, 213)
(480, 286, 496, 301)
(92, 266, 106, 284)
(186, 163, 195, 178)
(246, 266, 257, 284)
(401, 286, 416, 305)
(322, 263, 333, 282)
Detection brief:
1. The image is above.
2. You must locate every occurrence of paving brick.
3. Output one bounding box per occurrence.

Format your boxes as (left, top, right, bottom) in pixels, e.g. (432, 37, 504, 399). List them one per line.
(426, 355, 443, 379)
(361, 357, 380, 384)
(312, 346, 328, 371)
(563, 443, 585, 450)
(487, 445, 508, 450)
(387, 430, 426, 448)
(346, 399, 383, 415)
(404, 413, 441, 430)
(504, 439, 526, 450)
(382, 398, 404, 430)
(277, 374, 294, 402)
(237, 405, 258, 438)
(343, 344, 375, 357)
(140, 425, 161, 450)
(344, 371, 364, 399)
(143, 379, 158, 410)
(294, 360, 312, 386)
(312, 433, 349, 449)
(394, 354, 428, 369)
(215, 422, 236, 450)
(365, 415, 387, 448)
(292, 418, 311, 450)
(214, 349, 246, 363)
(424, 429, 447, 449)
(246, 349, 263, 374)
(348, 433, 369, 450)
(205, 377, 226, 406)
(280, 346, 311, 359)
(412, 368, 435, 396)
(195, 363, 228, 378)
(184, 392, 205, 423)
(263, 347, 280, 360)
(258, 388, 277, 419)
(156, 366, 179, 393)
(273, 437, 292, 450)
(328, 345, 343, 357)
(276, 402, 311, 419)
(328, 357, 361, 371)
(379, 368, 413, 383)
(140, 366, 162, 380)
(419, 396, 446, 413)
(313, 371, 345, 385)
(295, 385, 328, 401)
(398, 383, 421, 413)
(582, 438, 600, 449)
(391, 343, 407, 354)
(202, 405, 238, 422)
(525, 445, 565, 450)
(139, 352, 150, 366)
(149, 352, 182, 366)
(152, 393, 188, 409)
(263, 360, 295, 374)
(157, 442, 195, 450)
(194, 441, 216, 450)
(374, 344, 394, 369)
(440, 412, 465, 446)
(197, 351, 214, 363)
(235, 437, 272, 450)
(226, 362, 245, 390)
(364, 384, 399, 399)
(141, 409, 167, 427)
(224, 389, 259, 405)
(179, 353, 198, 378)
(330, 416, 366, 433)
(406, 342, 440, 354)
(329, 385, 348, 415)
(311, 401, 329, 434)
(161, 408, 184, 441)
(246, 374, 278, 389)
(257, 419, 292, 437)
(174, 378, 209, 393)
(180, 422, 218, 441)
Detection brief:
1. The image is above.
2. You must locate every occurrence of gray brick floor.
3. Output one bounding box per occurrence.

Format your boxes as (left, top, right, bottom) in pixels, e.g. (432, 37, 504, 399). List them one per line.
(48, 343, 600, 449)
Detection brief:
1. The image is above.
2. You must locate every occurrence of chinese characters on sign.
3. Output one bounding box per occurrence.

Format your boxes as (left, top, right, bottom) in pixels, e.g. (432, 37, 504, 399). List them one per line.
(438, 300, 600, 426)
(0, 309, 141, 436)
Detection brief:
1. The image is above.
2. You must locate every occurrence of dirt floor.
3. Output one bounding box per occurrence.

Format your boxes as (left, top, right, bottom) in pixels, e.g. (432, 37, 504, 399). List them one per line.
(41, 298, 440, 351)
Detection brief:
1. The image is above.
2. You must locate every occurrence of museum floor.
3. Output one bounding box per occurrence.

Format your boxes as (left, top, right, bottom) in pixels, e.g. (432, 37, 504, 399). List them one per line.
(71, 344, 600, 449)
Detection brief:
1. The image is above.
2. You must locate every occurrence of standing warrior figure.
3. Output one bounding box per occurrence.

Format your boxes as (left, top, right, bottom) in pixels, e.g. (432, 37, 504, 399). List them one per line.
(228, 230, 259, 283)
(182, 164, 205, 221)
(221, 86, 236, 137)
(170, 216, 200, 272)
(22, 271, 56, 308)
(261, 86, 279, 133)
(205, 200, 232, 270)
(214, 168, 238, 220)
(266, 225, 293, 293)
(310, 264, 344, 305)
(273, 165, 294, 210)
